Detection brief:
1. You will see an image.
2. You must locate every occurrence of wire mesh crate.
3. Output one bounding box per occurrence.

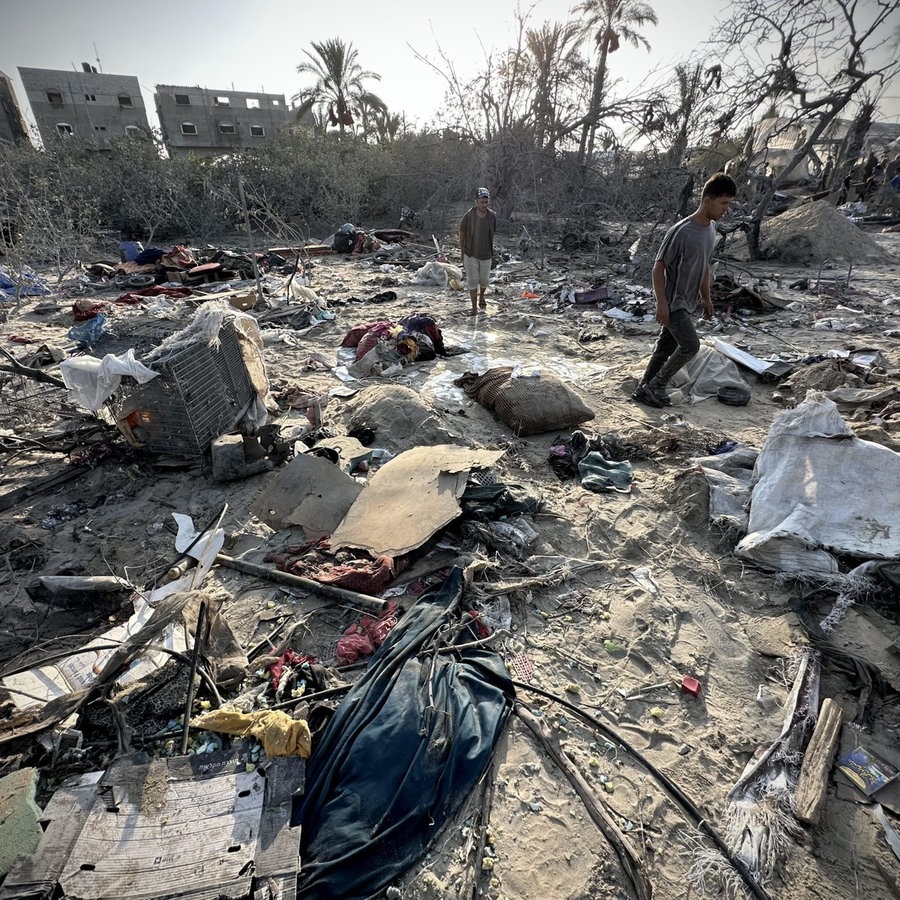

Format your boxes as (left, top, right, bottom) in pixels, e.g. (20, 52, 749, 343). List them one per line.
(111, 317, 256, 458)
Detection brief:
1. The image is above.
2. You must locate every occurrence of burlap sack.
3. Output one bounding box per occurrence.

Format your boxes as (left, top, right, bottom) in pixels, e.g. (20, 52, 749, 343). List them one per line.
(455, 367, 595, 436)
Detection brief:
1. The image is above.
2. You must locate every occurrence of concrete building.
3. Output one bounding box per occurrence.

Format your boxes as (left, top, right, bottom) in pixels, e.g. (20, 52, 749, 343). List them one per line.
(17, 64, 150, 148)
(155, 85, 292, 156)
(0, 71, 29, 145)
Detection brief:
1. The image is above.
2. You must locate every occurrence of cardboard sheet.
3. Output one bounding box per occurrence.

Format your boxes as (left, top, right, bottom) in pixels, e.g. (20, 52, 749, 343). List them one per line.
(251, 452, 362, 537)
(330, 445, 504, 557)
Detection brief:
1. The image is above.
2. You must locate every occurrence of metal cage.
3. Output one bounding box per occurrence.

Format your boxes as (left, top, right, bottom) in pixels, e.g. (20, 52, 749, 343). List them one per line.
(112, 317, 256, 457)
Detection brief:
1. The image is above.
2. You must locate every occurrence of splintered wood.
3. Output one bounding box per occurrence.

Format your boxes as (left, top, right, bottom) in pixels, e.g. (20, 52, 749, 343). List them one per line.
(795, 697, 843, 824)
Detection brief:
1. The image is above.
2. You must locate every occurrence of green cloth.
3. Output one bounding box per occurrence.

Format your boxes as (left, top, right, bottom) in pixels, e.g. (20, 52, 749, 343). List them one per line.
(577, 453, 633, 493)
(460, 207, 496, 260)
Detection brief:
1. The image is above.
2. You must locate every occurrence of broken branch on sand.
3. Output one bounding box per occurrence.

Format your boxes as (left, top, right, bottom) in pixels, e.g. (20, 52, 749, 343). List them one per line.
(516, 704, 652, 900)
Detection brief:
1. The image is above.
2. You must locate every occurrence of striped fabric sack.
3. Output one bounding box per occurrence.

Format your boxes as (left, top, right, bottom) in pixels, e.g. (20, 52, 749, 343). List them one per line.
(455, 366, 595, 436)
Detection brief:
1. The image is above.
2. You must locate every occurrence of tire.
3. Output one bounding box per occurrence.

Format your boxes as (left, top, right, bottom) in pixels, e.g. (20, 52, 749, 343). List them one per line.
(562, 232, 580, 252)
(717, 385, 751, 406)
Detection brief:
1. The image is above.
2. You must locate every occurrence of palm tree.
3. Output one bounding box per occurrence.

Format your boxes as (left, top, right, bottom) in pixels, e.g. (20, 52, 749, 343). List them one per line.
(355, 93, 391, 143)
(293, 38, 385, 137)
(372, 109, 407, 144)
(525, 21, 585, 152)
(573, 0, 658, 164)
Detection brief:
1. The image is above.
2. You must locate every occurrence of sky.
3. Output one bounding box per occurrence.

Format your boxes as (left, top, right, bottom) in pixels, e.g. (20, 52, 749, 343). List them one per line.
(1, 0, 898, 139)
(0, 0, 718, 134)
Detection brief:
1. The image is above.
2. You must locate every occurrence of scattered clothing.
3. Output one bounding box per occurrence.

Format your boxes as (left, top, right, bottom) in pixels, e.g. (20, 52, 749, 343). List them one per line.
(335, 602, 399, 666)
(577, 453, 634, 493)
(265, 542, 403, 596)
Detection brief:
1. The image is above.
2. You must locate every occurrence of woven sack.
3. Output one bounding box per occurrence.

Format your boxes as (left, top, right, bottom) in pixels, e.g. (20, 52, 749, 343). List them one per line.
(455, 367, 594, 436)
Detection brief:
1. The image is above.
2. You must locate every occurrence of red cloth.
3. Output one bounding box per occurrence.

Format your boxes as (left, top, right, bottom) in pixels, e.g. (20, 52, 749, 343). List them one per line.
(161, 245, 198, 270)
(72, 299, 107, 321)
(354, 321, 396, 361)
(340, 321, 384, 349)
(267, 650, 318, 691)
(265, 542, 405, 596)
(114, 286, 192, 305)
(336, 601, 399, 666)
(309, 555, 396, 595)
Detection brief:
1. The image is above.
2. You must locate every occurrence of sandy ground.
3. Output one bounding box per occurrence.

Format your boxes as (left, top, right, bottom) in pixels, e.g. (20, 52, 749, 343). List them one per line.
(1, 219, 900, 900)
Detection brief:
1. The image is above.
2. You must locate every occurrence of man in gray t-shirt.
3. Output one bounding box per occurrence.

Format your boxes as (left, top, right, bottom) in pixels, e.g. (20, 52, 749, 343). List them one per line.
(632, 172, 736, 408)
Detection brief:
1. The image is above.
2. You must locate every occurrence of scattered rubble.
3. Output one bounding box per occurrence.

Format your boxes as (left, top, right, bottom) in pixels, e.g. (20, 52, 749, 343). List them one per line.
(0, 213, 899, 900)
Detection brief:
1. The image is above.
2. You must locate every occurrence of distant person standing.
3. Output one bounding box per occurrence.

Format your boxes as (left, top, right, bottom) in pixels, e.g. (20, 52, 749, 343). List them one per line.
(820, 155, 834, 191)
(863, 150, 879, 182)
(459, 187, 496, 315)
(632, 172, 737, 408)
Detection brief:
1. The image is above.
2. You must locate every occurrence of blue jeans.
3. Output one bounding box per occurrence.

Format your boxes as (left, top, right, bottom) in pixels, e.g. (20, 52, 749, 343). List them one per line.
(641, 308, 700, 387)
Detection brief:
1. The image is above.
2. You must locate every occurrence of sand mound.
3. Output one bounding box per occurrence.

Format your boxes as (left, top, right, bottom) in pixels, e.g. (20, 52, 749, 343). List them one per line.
(344, 384, 458, 453)
(761, 200, 887, 263)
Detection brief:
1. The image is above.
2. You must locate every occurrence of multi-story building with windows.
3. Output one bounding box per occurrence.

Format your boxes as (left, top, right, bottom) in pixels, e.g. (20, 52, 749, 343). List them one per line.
(17, 65, 150, 147)
(0, 71, 29, 145)
(154, 85, 292, 156)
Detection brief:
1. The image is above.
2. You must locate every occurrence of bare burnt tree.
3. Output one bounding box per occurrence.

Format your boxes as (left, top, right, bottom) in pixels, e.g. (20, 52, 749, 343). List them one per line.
(525, 21, 590, 155)
(653, 63, 729, 167)
(716, 0, 900, 258)
(832, 95, 877, 194)
(411, 11, 594, 219)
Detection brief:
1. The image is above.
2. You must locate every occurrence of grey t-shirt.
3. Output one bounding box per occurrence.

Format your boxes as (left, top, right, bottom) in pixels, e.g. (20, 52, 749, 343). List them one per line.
(655, 217, 716, 314)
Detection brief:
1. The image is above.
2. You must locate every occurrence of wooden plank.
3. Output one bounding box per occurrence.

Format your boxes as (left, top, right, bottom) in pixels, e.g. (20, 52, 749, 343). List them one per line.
(0, 772, 102, 900)
(2, 750, 305, 900)
(59, 757, 263, 899)
(252, 757, 304, 900)
(795, 697, 844, 824)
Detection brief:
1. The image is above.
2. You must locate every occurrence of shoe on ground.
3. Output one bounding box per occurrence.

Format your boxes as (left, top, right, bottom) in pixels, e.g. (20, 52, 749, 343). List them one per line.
(631, 384, 665, 408)
(646, 380, 672, 405)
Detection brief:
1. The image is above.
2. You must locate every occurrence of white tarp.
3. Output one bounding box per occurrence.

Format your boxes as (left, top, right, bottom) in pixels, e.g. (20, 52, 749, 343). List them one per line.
(688, 445, 758, 531)
(735, 392, 900, 574)
(672, 342, 751, 403)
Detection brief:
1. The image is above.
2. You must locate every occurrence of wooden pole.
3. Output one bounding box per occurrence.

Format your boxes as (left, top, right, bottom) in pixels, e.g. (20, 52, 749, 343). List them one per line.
(516, 705, 652, 900)
(215, 554, 390, 613)
(180, 600, 207, 754)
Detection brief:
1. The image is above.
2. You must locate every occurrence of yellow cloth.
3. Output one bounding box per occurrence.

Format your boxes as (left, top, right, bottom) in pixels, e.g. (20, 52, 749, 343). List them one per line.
(192, 708, 311, 758)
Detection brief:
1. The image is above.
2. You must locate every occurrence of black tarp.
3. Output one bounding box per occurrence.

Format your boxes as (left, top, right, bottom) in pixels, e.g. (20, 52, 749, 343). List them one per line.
(295, 567, 514, 899)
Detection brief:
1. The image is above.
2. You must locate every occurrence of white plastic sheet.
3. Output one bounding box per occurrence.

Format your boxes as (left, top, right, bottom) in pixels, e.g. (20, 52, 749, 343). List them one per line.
(672, 343, 751, 403)
(735, 392, 900, 574)
(60, 349, 158, 411)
